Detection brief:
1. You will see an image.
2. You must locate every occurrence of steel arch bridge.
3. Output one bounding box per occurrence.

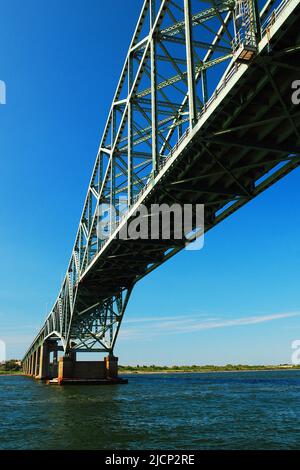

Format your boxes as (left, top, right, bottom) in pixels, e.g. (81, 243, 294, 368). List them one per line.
(23, 0, 300, 378)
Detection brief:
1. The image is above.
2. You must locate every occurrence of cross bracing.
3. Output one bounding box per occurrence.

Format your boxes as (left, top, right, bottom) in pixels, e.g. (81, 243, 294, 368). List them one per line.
(24, 0, 300, 362)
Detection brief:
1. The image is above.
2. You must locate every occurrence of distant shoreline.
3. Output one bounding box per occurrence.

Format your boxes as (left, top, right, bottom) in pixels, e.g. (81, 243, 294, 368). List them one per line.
(0, 373, 23, 377)
(0, 371, 23, 376)
(120, 366, 300, 375)
(1, 365, 300, 377)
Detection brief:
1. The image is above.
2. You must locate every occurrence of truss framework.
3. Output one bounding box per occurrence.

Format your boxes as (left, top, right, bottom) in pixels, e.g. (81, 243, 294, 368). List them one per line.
(23, 0, 299, 362)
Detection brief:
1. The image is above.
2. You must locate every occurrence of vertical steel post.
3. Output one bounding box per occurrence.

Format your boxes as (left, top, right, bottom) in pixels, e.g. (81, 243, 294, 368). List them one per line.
(111, 110, 116, 233)
(252, 0, 261, 41)
(128, 55, 133, 206)
(150, 0, 158, 175)
(111, 287, 134, 353)
(109, 299, 113, 351)
(184, 0, 198, 129)
(97, 151, 103, 252)
(201, 69, 208, 105)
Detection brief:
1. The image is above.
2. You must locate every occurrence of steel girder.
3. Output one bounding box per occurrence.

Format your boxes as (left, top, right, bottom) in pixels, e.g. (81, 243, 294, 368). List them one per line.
(23, 0, 300, 363)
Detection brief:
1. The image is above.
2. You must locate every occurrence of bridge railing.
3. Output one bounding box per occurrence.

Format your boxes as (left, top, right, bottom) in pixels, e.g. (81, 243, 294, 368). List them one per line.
(159, 0, 292, 173)
(261, 0, 290, 34)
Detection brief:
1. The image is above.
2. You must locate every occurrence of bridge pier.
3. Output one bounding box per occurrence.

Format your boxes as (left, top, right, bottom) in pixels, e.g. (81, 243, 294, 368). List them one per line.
(36, 343, 50, 380)
(29, 357, 32, 376)
(105, 355, 118, 379)
(58, 355, 75, 383)
(25, 348, 36, 377)
(23, 342, 126, 384)
(25, 358, 29, 376)
(31, 351, 36, 376)
(33, 348, 38, 377)
(56, 354, 125, 385)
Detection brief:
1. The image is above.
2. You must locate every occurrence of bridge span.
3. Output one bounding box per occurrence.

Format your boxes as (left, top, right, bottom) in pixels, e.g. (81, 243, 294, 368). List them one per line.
(23, 0, 300, 384)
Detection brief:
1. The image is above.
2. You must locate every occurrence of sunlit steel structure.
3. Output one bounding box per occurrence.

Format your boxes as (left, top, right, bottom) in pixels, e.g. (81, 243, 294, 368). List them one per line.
(23, 0, 300, 379)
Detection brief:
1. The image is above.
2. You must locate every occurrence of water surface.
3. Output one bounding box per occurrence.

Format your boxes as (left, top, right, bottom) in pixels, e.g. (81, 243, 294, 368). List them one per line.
(1, 370, 300, 449)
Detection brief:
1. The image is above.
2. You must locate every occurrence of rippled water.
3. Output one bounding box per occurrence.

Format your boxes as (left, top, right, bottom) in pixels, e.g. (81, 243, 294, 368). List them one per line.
(1, 371, 300, 449)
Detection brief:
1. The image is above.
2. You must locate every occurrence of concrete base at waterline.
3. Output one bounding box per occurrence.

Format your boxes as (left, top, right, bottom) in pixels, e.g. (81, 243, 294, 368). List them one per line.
(48, 377, 128, 385)
(54, 355, 127, 386)
(23, 353, 127, 385)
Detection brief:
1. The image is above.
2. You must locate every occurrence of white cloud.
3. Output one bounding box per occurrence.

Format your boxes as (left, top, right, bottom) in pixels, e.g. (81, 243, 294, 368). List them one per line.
(119, 311, 300, 341)
(123, 313, 213, 324)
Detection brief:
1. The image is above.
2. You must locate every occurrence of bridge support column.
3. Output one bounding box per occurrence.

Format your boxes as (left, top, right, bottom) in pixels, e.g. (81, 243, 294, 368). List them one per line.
(32, 350, 37, 377)
(34, 347, 41, 377)
(105, 355, 118, 379)
(54, 353, 125, 385)
(36, 343, 50, 380)
(58, 355, 75, 384)
(29, 355, 32, 376)
(30, 353, 35, 376)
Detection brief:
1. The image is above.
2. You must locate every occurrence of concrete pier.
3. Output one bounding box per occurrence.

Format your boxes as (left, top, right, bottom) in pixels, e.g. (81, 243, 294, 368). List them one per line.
(23, 345, 127, 385)
(56, 355, 127, 385)
(36, 342, 50, 379)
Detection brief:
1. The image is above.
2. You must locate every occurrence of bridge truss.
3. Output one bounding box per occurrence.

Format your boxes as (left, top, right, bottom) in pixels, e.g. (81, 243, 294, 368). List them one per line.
(23, 0, 300, 363)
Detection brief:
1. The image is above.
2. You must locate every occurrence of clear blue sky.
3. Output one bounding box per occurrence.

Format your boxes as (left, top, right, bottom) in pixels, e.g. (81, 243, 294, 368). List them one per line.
(0, 0, 299, 365)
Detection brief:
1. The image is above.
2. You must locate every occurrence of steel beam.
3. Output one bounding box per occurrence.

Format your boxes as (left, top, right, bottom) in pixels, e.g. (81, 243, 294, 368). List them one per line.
(184, 0, 198, 128)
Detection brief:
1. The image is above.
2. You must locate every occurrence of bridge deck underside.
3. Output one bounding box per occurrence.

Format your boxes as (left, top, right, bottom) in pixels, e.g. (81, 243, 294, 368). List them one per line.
(75, 6, 300, 320)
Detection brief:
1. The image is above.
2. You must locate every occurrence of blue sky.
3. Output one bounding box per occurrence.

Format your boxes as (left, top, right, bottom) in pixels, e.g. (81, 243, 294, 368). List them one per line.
(0, 0, 300, 365)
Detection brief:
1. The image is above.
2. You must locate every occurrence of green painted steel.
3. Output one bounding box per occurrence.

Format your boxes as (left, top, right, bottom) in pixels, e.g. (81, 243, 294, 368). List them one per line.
(23, 0, 300, 363)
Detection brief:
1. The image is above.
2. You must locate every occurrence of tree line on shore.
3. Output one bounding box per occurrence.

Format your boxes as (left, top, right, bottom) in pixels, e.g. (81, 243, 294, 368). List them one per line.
(119, 364, 300, 372)
(0, 360, 22, 373)
(1, 361, 300, 374)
